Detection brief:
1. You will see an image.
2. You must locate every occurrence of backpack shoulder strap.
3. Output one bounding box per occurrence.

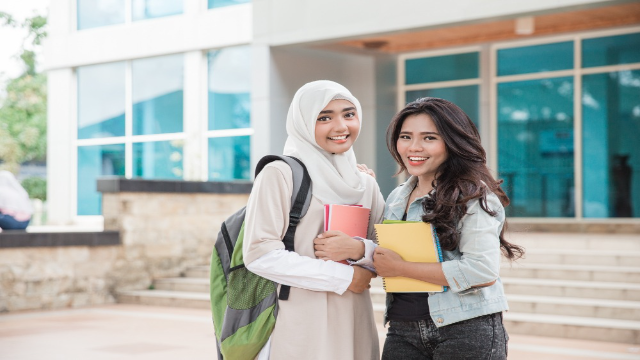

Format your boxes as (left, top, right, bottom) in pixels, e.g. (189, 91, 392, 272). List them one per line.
(255, 155, 312, 220)
(255, 155, 312, 300)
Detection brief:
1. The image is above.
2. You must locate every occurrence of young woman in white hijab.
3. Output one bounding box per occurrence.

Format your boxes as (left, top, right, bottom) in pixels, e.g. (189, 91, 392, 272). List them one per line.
(243, 80, 384, 360)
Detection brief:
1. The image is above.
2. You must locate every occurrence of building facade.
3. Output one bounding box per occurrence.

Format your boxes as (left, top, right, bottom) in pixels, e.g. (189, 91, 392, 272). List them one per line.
(45, 0, 640, 226)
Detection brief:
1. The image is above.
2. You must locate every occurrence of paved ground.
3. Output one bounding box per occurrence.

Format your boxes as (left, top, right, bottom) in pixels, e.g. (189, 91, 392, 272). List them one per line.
(1, 304, 639, 360)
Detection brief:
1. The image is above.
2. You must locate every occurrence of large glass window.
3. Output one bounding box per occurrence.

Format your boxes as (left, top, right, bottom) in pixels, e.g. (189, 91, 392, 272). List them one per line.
(77, 62, 126, 139)
(133, 140, 184, 179)
(582, 70, 640, 218)
(77, 0, 125, 30)
(405, 52, 478, 85)
(208, 47, 251, 130)
(497, 42, 573, 76)
(208, 137, 251, 181)
(132, 54, 184, 135)
(497, 77, 574, 217)
(207, 46, 252, 181)
(132, 0, 183, 21)
(582, 33, 640, 68)
(77, 144, 125, 215)
(208, 0, 250, 9)
(403, 51, 481, 131)
(406, 85, 479, 128)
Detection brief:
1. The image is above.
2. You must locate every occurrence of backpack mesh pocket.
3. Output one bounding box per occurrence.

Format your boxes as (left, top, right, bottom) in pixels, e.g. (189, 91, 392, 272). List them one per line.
(227, 266, 276, 310)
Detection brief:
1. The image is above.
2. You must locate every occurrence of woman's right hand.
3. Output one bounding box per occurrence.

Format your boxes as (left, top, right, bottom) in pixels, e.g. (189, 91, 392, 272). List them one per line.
(347, 266, 375, 293)
(372, 247, 406, 277)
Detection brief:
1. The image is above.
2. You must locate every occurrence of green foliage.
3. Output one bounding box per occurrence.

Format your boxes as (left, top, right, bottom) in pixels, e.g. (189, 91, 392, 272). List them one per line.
(21, 176, 46, 201)
(0, 12, 48, 174)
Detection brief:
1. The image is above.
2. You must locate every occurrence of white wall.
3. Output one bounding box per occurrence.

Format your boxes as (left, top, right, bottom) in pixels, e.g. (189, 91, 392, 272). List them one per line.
(250, 46, 377, 173)
(253, 0, 623, 46)
(45, 3, 252, 70)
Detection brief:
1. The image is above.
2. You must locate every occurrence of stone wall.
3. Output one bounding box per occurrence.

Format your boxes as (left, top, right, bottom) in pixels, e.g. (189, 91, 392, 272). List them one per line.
(101, 192, 249, 290)
(0, 179, 250, 312)
(0, 246, 120, 311)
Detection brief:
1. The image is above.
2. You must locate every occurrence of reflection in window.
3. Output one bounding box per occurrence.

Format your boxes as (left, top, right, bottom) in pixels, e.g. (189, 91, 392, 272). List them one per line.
(208, 0, 250, 9)
(208, 136, 250, 181)
(132, 0, 183, 21)
(405, 52, 478, 85)
(497, 77, 574, 217)
(77, 0, 125, 30)
(77, 144, 125, 215)
(497, 42, 573, 76)
(77, 62, 126, 139)
(583, 70, 640, 218)
(208, 46, 251, 130)
(132, 54, 184, 135)
(582, 32, 640, 68)
(406, 85, 479, 129)
(132, 140, 184, 179)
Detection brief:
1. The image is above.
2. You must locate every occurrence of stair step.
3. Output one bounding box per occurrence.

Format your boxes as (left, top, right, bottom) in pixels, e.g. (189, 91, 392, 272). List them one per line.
(504, 311, 640, 344)
(501, 263, 640, 282)
(509, 233, 640, 251)
(154, 278, 209, 292)
(370, 286, 386, 305)
(502, 277, 640, 301)
(117, 290, 210, 309)
(184, 266, 209, 279)
(507, 294, 640, 320)
(515, 249, 640, 267)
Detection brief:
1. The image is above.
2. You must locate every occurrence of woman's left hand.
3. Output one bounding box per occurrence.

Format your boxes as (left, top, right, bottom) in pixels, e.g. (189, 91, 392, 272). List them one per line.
(314, 231, 365, 261)
(373, 247, 405, 277)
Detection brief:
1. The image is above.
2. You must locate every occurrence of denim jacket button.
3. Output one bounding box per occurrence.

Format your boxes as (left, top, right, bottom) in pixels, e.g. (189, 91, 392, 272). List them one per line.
(436, 317, 444, 324)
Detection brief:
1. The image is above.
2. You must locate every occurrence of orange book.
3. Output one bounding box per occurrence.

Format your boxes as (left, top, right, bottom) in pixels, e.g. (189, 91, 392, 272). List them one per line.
(323, 204, 371, 264)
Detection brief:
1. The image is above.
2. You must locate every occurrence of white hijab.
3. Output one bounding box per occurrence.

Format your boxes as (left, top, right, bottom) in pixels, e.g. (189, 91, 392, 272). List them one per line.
(283, 80, 367, 205)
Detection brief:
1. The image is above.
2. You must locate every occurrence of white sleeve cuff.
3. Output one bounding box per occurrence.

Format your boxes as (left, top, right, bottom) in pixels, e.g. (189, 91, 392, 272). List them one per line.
(347, 238, 377, 272)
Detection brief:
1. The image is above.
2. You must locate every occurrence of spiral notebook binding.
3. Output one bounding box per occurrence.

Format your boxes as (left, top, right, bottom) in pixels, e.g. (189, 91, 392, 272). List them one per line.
(431, 225, 448, 292)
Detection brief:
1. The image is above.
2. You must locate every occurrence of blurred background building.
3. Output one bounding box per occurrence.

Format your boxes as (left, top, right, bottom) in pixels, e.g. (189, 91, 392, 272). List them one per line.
(44, 0, 640, 227)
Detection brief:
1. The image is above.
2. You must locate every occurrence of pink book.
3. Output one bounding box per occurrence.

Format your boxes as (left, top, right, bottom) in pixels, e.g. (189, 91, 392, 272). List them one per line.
(324, 204, 370, 238)
(323, 204, 371, 264)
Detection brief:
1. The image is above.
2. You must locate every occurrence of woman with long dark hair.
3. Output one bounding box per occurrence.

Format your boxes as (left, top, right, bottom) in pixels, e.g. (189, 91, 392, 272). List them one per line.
(315, 97, 524, 359)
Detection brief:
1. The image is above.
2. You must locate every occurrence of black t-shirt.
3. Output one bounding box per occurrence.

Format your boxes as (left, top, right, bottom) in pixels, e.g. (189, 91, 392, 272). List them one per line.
(387, 293, 431, 321)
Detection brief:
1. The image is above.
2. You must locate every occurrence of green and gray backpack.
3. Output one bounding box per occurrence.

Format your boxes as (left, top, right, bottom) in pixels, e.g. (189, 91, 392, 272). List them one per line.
(210, 155, 312, 360)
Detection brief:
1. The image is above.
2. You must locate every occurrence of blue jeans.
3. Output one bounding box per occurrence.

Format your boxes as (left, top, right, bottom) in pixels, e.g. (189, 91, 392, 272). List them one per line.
(0, 213, 30, 230)
(382, 313, 508, 360)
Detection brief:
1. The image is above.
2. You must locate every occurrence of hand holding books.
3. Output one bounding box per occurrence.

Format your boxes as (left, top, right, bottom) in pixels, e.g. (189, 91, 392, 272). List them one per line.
(314, 204, 371, 263)
(371, 247, 406, 277)
(374, 221, 446, 293)
(314, 230, 365, 262)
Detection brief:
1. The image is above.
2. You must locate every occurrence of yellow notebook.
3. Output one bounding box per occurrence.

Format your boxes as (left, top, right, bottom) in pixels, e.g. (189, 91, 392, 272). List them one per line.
(374, 221, 445, 293)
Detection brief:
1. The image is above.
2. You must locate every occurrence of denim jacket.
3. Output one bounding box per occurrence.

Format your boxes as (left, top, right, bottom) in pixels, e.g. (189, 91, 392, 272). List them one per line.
(362, 176, 509, 327)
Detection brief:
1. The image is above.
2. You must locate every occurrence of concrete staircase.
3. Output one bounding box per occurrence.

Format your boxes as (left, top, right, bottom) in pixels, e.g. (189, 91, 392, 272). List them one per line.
(117, 232, 640, 344)
(117, 266, 210, 309)
(499, 232, 640, 344)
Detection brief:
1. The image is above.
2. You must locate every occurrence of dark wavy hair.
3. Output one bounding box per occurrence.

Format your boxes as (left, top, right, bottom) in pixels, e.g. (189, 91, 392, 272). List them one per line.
(386, 97, 524, 260)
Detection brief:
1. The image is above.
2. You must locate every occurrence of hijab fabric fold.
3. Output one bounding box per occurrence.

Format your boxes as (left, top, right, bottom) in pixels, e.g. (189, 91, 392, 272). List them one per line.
(283, 80, 367, 205)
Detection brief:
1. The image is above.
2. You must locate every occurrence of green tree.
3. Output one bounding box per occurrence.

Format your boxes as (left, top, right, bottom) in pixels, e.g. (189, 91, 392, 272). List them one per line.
(0, 12, 47, 175)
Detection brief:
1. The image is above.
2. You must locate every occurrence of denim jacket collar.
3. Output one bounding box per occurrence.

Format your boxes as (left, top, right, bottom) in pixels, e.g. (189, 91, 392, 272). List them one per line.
(386, 176, 431, 221)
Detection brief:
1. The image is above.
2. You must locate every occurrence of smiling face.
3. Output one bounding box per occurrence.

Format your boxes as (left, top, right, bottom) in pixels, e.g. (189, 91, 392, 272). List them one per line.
(396, 113, 448, 183)
(314, 99, 360, 154)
